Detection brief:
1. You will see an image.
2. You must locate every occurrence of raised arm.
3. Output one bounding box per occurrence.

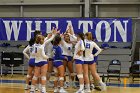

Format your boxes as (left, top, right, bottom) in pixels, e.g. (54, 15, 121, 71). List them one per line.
(41, 46, 49, 60)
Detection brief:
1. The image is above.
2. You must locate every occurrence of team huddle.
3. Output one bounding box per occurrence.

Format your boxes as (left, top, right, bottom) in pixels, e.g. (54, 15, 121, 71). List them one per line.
(23, 26, 106, 93)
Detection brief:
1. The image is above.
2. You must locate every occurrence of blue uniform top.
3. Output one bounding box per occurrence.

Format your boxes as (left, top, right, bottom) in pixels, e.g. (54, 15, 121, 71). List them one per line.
(53, 45, 65, 61)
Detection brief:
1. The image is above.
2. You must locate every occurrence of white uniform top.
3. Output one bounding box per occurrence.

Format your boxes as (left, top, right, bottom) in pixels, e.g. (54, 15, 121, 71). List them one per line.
(34, 43, 48, 63)
(23, 45, 35, 59)
(84, 39, 102, 61)
(45, 42, 53, 58)
(34, 34, 55, 63)
(73, 40, 85, 61)
(61, 40, 73, 56)
(44, 34, 55, 58)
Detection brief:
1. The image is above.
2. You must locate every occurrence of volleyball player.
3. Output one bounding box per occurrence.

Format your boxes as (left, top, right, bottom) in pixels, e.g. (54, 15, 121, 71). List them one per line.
(45, 35, 54, 88)
(30, 30, 56, 93)
(68, 32, 85, 93)
(61, 30, 75, 88)
(83, 32, 106, 92)
(52, 34, 68, 93)
(23, 38, 35, 90)
(30, 35, 49, 93)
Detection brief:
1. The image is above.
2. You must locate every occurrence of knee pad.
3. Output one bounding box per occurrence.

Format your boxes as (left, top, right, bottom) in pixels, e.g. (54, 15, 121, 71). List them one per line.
(41, 76, 46, 81)
(70, 73, 75, 77)
(77, 74, 83, 79)
(26, 75, 31, 78)
(32, 76, 38, 80)
(53, 77, 59, 81)
(59, 77, 64, 81)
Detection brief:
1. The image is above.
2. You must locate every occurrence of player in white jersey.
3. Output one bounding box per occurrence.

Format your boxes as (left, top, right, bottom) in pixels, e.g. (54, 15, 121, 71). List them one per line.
(23, 38, 35, 90)
(69, 32, 85, 93)
(83, 32, 106, 92)
(30, 31, 56, 93)
(61, 33, 75, 88)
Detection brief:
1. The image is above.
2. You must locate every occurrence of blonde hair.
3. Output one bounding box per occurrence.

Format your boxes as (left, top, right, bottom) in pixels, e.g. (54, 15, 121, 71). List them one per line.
(85, 32, 93, 40)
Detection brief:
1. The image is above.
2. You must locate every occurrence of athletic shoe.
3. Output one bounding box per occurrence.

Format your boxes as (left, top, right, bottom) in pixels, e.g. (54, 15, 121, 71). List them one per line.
(84, 89, 91, 93)
(54, 87, 59, 93)
(59, 87, 68, 93)
(41, 90, 48, 93)
(30, 91, 35, 93)
(72, 82, 77, 88)
(100, 83, 106, 91)
(47, 81, 54, 88)
(75, 89, 84, 93)
(64, 82, 70, 88)
(24, 85, 30, 90)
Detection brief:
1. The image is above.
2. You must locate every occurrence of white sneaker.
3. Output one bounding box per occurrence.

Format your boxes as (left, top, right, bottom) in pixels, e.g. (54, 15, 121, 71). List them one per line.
(59, 88, 68, 93)
(30, 90, 35, 93)
(76, 89, 84, 93)
(101, 83, 106, 91)
(64, 82, 70, 88)
(54, 87, 59, 93)
(41, 90, 47, 93)
(84, 89, 91, 93)
(24, 85, 30, 90)
(48, 81, 54, 88)
(72, 82, 77, 88)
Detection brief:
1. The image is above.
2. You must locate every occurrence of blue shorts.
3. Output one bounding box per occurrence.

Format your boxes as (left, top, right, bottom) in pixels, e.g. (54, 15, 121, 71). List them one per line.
(93, 56, 98, 63)
(53, 61, 63, 68)
(84, 61, 95, 64)
(62, 55, 72, 61)
(75, 59, 84, 64)
(28, 58, 35, 67)
(35, 61, 48, 67)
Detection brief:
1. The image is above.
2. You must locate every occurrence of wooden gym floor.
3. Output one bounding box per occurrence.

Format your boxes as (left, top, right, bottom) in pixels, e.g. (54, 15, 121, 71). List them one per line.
(0, 74, 140, 93)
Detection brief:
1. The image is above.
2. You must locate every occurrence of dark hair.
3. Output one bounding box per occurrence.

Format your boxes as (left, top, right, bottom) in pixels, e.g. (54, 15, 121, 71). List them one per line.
(53, 34, 61, 46)
(77, 33, 85, 57)
(77, 33, 85, 41)
(34, 30, 42, 39)
(29, 38, 35, 46)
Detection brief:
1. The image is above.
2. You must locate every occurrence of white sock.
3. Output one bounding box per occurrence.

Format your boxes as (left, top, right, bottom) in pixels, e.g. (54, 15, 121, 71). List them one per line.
(30, 85, 35, 91)
(42, 86, 46, 92)
(85, 84, 90, 89)
(25, 84, 28, 87)
(99, 80, 105, 86)
(60, 87, 64, 89)
(79, 84, 84, 90)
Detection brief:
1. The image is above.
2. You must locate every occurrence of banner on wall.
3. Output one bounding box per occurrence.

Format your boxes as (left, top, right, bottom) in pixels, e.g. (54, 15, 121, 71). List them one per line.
(0, 18, 132, 42)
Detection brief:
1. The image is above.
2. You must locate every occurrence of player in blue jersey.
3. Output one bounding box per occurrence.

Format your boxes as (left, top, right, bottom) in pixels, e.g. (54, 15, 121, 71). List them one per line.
(52, 34, 68, 93)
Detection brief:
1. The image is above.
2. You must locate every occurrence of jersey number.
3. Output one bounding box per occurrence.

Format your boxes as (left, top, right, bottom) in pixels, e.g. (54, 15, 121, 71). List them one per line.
(86, 43, 90, 49)
(68, 47, 71, 50)
(30, 47, 37, 53)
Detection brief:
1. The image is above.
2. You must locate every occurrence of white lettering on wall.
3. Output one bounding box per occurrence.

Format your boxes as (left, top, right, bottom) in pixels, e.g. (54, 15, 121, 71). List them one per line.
(95, 21, 111, 42)
(3, 21, 23, 41)
(78, 21, 93, 34)
(113, 20, 128, 42)
(45, 21, 58, 33)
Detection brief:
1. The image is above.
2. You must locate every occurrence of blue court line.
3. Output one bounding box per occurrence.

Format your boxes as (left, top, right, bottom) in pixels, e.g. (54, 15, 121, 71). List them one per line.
(107, 83, 140, 87)
(0, 80, 25, 84)
(0, 79, 140, 87)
